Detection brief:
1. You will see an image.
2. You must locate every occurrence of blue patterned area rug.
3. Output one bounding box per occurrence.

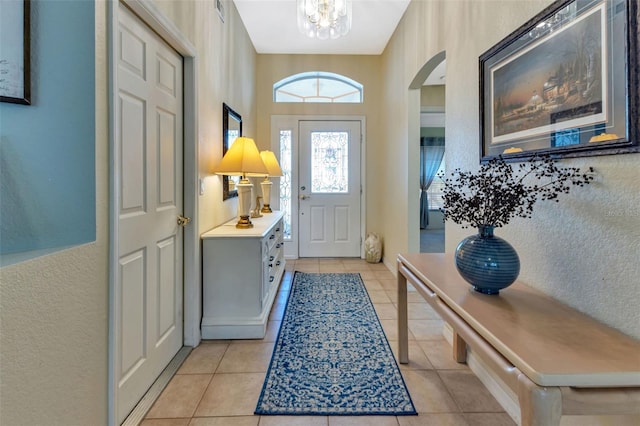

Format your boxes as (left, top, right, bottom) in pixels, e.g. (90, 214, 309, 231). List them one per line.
(255, 272, 416, 416)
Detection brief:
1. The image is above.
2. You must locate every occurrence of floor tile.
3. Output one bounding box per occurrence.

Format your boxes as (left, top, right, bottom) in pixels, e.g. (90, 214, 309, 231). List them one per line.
(343, 264, 372, 273)
(329, 415, 399, 425)
(318, 258, 341, 262)
(398, 413, 469, 426)
(189, 417, 259, 426)
(378, 279, 398, 291)
(438, 370, 504, 413)
(407, 292, 427, 303)
(258, 415, 328, 425)
(269, 301, 287, 320)
(294, 259, 319, 265)
(385, 290, 398, 303)
(391, 341, 434, 371)
(559, 415, 640, 426)
(375, 270, 396, 280)
(400, 370, 460, 414)
(274, 289, 290, 304)
(263, 320, 282, 342)
(358, 270, 377, 279)
(320, 264, 346, 272)
(408, 319, 445, 340)
(177, 342, 228, 374)
(368, 262, 390, 271)
(405, 302, 441, 320)
(216, 342, 274, 373)
(463, 412, 516, 426)
(418, 340, 469, 370)
(373, 303, 398, 320)
(194, 373, 264, 417)
(140, 419, 191, 426)
(385, 290, 424, 303)
(342, 258, 368, 265)
(380, 319, 415, 341)
(146, 374, 212, 418)
(294, 265, 320, 273)
(362, 278, 384, 291)
(367, 290, 393, 303)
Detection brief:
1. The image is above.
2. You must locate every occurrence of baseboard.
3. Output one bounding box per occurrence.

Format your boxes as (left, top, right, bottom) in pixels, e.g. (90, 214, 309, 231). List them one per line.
(201, 270, 282, 339)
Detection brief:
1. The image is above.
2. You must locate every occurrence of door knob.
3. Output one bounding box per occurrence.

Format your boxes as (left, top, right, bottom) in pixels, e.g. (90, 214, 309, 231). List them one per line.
(177, 215, 191, 227)
(300, 195, 311, 200)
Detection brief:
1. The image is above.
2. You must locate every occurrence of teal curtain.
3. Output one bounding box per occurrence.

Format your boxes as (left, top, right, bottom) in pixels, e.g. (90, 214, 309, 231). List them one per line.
(420, 137, 445, 229)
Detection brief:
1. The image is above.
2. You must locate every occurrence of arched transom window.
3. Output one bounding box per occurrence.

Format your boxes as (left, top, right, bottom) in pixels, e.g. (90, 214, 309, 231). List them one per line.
(273, 72, 363, 103)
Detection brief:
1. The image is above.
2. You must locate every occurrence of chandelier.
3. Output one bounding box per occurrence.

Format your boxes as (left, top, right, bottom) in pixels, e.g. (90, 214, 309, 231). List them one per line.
(297, 0, 352, 40)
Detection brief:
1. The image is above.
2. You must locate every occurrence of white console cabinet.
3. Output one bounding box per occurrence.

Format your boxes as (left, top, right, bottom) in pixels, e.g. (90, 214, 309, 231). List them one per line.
(201, 211, 285, 339)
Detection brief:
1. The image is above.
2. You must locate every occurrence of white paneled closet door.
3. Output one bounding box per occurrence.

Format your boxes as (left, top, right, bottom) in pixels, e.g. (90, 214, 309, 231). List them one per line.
(115, 3, 184, 422)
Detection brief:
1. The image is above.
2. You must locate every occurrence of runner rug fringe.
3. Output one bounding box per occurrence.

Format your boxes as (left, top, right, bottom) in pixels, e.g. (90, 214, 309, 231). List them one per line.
(255, 272, 416, 416)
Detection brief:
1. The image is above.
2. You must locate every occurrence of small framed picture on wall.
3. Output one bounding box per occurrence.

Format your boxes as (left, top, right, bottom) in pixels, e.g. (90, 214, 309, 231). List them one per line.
(0, 0, 31, 105)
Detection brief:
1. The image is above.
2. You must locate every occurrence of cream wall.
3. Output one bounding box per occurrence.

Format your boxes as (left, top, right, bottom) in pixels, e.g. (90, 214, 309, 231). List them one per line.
(380, 0, 640, 342)
(153, 0, 258, 232)
(421, 84, 445, 108)
(0, 0, 257, 424)
(255, 55, 385, 240)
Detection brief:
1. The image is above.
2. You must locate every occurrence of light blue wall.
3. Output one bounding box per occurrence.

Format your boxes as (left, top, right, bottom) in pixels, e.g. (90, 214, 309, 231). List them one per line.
(0, 0, 95, 264)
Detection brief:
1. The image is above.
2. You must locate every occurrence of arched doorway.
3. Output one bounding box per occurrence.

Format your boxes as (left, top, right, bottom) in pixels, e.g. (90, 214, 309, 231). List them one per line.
(409, 52, 446, 253)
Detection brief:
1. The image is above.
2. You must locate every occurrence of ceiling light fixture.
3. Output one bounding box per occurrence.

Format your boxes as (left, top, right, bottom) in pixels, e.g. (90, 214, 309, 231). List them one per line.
(297, 0, 352, 40)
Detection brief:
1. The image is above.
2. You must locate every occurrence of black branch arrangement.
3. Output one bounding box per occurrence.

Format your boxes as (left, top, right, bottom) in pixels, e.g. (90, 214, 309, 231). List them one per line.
(440, 155, 594, 229)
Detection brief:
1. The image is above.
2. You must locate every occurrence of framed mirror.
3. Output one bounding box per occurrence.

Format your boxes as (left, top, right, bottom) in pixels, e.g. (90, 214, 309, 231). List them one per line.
(222, 103, 242, 200)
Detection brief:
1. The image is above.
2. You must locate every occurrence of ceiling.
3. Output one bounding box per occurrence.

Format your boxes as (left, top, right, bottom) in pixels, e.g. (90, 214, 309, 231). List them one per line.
(232, 0, 411, 55)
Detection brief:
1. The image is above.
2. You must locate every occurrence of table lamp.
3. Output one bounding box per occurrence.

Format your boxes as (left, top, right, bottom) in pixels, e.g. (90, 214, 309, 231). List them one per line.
(257, 150, 283, 213)
(213, 137, 268, 228)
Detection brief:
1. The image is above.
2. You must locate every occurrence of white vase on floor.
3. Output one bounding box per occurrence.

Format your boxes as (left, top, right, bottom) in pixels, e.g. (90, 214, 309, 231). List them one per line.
(364, 233, 382, 263)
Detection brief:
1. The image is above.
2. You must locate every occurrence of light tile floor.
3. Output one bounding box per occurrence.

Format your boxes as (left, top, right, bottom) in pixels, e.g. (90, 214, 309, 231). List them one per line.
(141, 258, 515, 426)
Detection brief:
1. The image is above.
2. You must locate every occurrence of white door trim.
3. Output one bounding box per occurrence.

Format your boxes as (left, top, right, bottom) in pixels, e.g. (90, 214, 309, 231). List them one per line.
(270, 115, 366, 260)
(108, 1, 200, 424)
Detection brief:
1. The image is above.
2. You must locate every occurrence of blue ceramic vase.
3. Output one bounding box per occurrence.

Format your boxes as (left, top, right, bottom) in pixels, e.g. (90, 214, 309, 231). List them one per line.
(454, 225, 520, 295)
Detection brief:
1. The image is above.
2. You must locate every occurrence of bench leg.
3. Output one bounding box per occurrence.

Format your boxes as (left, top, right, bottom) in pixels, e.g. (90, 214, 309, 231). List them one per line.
(452, 331, 467, 363)
(397, 267, 409, 364)
(517, 373, 562, 426)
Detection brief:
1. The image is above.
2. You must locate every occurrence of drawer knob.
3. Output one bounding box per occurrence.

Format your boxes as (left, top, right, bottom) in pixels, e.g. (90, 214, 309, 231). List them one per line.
(276, 261, 281, 266)
(269, 255, 275, 261)
(270, 235, 275, 240)
(276, 243, 281, 248)
(269, 263, 273, 268)
(270, 276, 274, 282)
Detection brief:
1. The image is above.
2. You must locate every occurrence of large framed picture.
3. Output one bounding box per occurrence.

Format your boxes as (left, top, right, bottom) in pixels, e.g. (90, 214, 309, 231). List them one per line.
(480, 0, 638, 162)
(0, 0, 30, 105)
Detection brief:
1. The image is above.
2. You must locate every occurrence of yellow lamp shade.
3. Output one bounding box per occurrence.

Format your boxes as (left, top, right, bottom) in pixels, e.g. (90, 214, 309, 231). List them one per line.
(259, 151, 283, 177)
(213, 137, 268, 177)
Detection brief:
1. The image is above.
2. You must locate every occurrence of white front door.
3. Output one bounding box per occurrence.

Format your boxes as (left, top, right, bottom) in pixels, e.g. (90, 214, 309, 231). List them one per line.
(115, 4, 184, 422)
(298, 121, 361, 257)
